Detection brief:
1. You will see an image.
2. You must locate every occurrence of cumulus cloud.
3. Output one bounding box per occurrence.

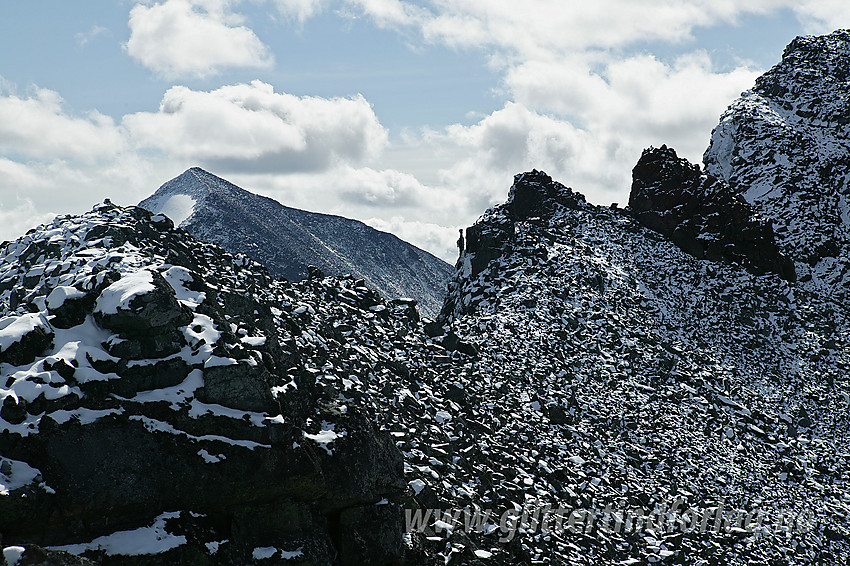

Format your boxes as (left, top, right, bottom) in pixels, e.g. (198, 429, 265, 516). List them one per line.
(505, 52, 759, 160)
(347, 0, 787, 58)
(340, 0, 773, 206)
(415, 52, 759, 208)
(0, 86, 125, 163)
(126, 0, 273, 78)
(792, 1, 850, 34)
(365, 216, 460, 262)
(0, 194, 57, 244)
(123, 81, 388, 172)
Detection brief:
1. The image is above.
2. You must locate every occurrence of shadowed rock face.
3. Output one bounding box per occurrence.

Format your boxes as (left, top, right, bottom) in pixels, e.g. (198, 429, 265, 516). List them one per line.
(629, 145, 796, 281)
(457, 170, 587, 289)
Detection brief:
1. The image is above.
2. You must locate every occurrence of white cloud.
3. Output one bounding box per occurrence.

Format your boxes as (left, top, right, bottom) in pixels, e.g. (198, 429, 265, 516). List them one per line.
(123, 81, 388, 172)
(0, 193, 57, 244)
(505, 52, 759, 160)
(365, 215, 459, 261)
(347, 0, 788, 58)
(271, 0, 326, 23)
(412, 51, 760, 209)
(340, 0, 771, 207)
(792, 1, 850, 34)
(126, 0, 273, 78)
(418, 103, 607, 211)
(0, 86, 125, 163)
(75, 25, 109, 46)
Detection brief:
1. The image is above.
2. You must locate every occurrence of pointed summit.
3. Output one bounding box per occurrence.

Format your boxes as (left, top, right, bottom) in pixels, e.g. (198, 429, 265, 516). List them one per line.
(139, 168, 453, 317)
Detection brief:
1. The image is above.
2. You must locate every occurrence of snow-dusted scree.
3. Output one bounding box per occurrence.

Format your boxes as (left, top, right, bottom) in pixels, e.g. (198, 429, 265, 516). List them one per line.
(1, 29, 850, 566)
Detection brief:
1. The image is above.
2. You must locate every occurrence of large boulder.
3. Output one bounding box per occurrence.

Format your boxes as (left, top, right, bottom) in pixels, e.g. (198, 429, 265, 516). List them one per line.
(0, 313, 53, 366)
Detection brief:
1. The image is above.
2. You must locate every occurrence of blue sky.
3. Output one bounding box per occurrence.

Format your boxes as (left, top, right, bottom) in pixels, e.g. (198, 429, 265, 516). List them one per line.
(0, 1, 847, 260)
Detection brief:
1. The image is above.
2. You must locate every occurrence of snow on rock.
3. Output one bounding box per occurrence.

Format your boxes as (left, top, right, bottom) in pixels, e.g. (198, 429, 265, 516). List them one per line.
(45, 286, 85, 310)
(704, 29, 850, 303)
(94, 269, 155, 315)
(0, 200, 407, 565)
(302, 421, 345, 455)
(147, 194, 197, 227)
(51, 512, 187, 556)
(162, 265, 206, 308)
(2, 547, 24, 566)
(252, 546, 277, 560)
(0, 458, 43, 496)
(0, 313, 53, 366)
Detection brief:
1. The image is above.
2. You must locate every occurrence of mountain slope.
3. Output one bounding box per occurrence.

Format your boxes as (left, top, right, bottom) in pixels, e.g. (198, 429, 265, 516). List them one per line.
(4, 173, 848, 565)
(139, 168, 453, 318)
(433, 170, 848, 564)
(704, 29, 850, 304)
(3, 29, 850, 566)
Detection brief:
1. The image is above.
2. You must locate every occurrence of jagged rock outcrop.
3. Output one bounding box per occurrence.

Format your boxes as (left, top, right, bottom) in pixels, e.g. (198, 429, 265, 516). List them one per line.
(450, 170, 588, 301)
(0, 202, 407, 565)
(704, 29, 850, 298)
(4, 28, 850, 566)
(630, 145, 795, 280)
(139, 168, 453, 318)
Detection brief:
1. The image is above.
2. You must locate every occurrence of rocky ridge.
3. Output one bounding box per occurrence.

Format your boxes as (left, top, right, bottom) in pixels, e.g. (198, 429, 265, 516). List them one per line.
(704, 29, 850, 304)
(630, 145, 795, 281)
(0, 203, 408, 565)
(2, 28, 850, 566)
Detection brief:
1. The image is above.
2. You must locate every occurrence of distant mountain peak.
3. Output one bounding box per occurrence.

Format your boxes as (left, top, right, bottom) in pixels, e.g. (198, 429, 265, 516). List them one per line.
(140, 169, 453, 317)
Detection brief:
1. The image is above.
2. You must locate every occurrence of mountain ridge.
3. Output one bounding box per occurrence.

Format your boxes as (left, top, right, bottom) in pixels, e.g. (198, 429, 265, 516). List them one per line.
(139, 168, 453, 318)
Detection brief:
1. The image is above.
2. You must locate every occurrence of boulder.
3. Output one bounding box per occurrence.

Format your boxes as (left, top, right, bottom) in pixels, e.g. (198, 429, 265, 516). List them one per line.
(0, 313, 53, 366)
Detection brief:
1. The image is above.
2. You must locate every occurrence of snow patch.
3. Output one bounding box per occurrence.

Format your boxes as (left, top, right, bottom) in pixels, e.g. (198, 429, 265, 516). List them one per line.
(253, 547, 277, 559)
(50, 512, 186, 556)
(46, 286, 86, 310)
(0, 313, 50, 352)
(0, 458, 42, 496)
(94, 270, 155, 315)
(3, 547, 25, 566)
(163, 266, 206, 308)
(151, 194, 196, 227)
(303, 421, 344, 455)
